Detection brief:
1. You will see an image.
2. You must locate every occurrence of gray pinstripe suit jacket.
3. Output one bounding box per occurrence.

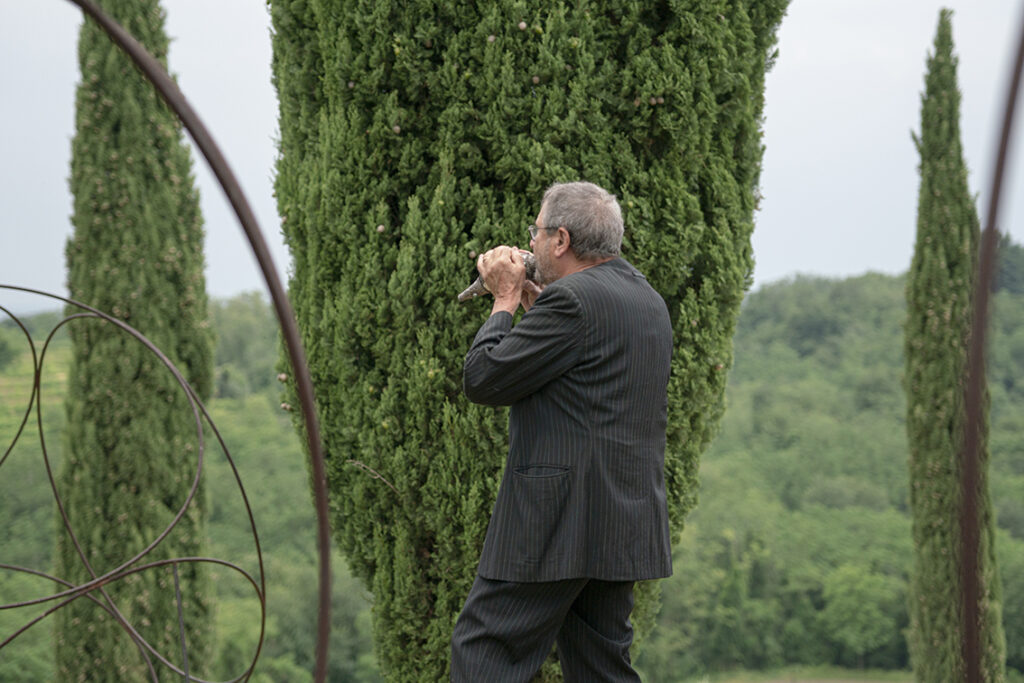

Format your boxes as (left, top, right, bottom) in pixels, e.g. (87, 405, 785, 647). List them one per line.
(464, 257, 673, 583)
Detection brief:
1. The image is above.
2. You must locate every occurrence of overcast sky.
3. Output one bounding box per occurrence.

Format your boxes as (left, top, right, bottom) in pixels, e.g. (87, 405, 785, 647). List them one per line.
(2, 0, 1023, 315)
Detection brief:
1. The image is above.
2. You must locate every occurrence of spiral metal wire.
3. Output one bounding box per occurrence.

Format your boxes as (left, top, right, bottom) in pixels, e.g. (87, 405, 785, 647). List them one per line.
(0, 288, 268, 681)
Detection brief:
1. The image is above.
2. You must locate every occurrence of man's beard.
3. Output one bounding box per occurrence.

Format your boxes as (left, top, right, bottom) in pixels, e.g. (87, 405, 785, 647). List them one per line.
(533, 248, 556, 285)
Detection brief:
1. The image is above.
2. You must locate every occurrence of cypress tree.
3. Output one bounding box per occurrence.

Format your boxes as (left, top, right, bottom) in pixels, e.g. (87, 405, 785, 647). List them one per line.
(271, 1, 786, 678)
(56, 1, 214, 679)
(905, 10, 1005, 681)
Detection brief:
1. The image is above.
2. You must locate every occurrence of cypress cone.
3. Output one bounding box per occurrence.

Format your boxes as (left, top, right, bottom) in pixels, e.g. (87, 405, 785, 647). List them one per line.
(905, 9, 1005, 682)
(271, 1, 786, 679)
(56, 1, 214, 679)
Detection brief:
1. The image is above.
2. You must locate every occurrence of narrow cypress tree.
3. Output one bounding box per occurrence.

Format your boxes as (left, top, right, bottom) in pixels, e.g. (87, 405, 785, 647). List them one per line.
(56, 1, 214, 679)
(271, 1, 786, 678)
(905, 10, 1005, 681)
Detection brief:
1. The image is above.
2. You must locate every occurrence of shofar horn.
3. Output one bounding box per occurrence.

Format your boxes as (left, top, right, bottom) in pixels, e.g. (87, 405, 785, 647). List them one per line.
(458, 251, 537, 302)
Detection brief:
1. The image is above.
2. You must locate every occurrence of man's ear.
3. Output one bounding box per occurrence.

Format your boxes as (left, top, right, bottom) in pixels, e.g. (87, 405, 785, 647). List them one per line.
(554, 227, 571, 257)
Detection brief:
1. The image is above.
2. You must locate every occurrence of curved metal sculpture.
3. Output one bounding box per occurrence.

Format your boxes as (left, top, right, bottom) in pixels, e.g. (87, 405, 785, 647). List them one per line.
(2, 0, 332, 680)
(1, 289, 267, 681)
(62, 1, 333, 681)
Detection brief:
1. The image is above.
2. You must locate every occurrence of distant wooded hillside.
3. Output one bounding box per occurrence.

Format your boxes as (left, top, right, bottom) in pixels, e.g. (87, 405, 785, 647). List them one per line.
(638, 269, 1024, 680)
(3, 260, 1024, 679)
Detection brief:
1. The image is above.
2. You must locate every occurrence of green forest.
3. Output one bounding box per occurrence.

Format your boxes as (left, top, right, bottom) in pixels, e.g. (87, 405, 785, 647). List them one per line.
(4, 247, 1024, 679)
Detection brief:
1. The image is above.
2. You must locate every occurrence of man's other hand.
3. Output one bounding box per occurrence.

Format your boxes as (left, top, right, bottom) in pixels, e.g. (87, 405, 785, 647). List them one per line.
(521, 280, 544, 312)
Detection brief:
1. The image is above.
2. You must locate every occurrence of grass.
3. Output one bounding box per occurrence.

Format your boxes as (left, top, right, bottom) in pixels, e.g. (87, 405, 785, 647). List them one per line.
(685, 666, 914, 683)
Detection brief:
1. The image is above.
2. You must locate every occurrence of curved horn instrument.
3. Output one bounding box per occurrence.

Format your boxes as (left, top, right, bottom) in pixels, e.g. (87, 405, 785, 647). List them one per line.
(458, 251, 537, 302)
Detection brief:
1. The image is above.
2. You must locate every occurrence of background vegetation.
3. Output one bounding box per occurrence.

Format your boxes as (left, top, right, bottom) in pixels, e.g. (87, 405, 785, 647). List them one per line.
(4, 242, 1024, 679)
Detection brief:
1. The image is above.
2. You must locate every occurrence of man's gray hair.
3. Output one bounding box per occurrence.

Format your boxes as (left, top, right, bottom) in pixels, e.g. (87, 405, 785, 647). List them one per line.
(542, 181, 623, 260)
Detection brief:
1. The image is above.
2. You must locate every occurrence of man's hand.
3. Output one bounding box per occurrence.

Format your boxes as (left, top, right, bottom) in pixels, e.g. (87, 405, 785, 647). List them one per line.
(521, 280, 544, 312)
(477, 246, 526, 315)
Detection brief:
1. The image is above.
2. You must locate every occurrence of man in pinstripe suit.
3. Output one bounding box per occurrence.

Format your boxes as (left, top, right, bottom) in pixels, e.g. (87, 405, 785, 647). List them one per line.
(451, 182, 673, 681)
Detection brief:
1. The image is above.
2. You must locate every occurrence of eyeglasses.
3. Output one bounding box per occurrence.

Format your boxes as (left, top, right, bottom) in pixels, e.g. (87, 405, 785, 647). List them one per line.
(528, 224, 559, 240)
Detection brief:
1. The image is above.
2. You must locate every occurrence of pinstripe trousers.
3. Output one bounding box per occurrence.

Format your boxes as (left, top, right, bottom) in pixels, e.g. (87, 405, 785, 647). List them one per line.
(450, 575, 640, 682)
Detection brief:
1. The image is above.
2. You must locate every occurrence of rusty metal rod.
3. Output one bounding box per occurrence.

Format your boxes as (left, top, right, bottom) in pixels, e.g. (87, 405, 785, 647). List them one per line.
(61, 2, 333, 681)
(962, 4, 1024, 682)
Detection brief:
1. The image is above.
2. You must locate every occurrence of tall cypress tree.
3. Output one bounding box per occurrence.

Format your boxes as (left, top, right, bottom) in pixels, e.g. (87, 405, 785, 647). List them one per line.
(905, 10, 1005, 682)
(271, 2, 786, 678)
(56, 1, 214, 679)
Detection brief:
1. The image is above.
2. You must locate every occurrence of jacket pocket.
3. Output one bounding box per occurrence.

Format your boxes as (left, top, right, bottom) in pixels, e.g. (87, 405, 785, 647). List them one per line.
(509, 465, 572, 562)
(513, 464, 571, 478)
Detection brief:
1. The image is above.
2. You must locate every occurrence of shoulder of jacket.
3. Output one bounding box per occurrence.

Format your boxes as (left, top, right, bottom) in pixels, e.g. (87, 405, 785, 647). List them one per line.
(536, 279, 583, 307)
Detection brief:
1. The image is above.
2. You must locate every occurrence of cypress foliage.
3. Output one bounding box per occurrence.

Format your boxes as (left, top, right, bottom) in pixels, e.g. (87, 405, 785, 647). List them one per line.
(271, 1, 786, 678)
(904, 10, 1005, 682)
(56, 1, 214, 679)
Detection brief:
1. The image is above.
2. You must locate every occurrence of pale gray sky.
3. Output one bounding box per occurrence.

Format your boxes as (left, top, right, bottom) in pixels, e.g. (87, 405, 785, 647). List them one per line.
(757, 0, 1024, 286)
(2, 0, 1023, 315)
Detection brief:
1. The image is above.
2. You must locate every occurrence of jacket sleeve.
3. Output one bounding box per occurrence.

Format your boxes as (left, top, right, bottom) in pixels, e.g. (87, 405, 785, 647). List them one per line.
(463, 284, 585, 406)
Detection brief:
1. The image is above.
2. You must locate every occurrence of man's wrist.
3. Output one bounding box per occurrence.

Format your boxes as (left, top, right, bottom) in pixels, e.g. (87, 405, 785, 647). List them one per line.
(491, 296, 520, 316)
